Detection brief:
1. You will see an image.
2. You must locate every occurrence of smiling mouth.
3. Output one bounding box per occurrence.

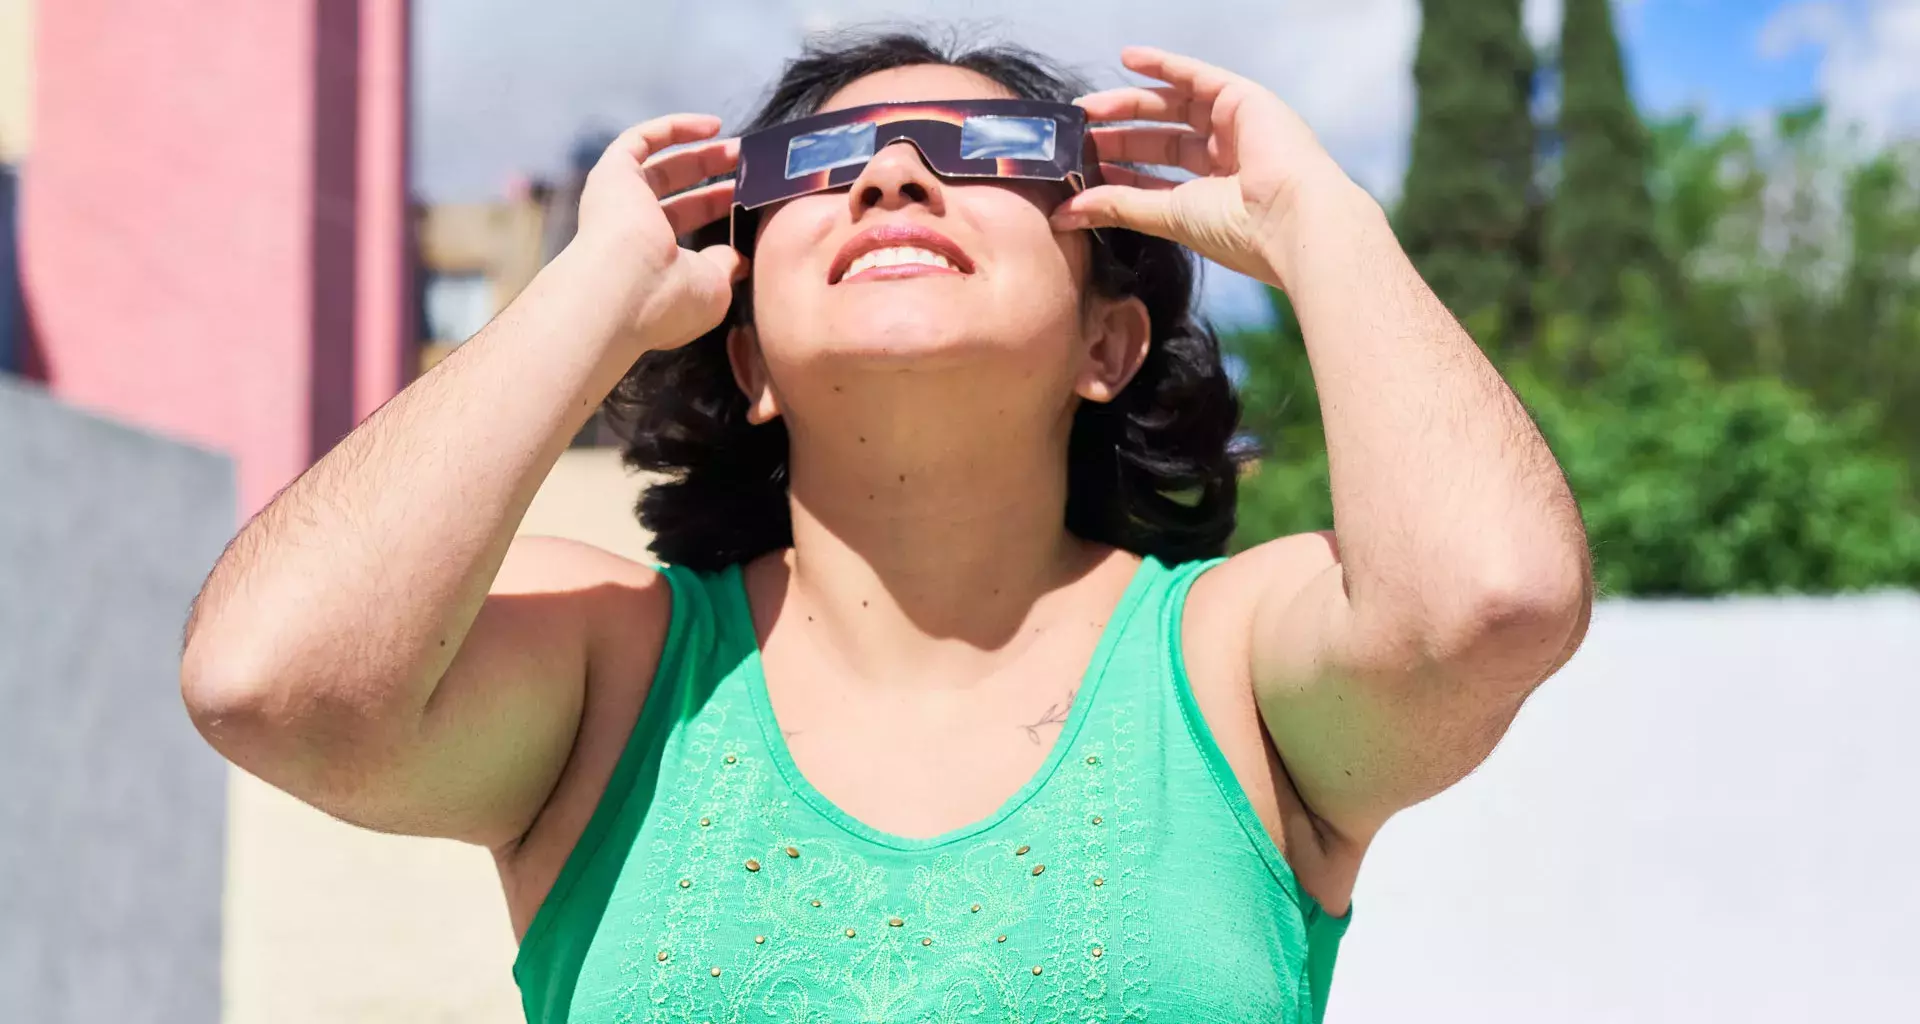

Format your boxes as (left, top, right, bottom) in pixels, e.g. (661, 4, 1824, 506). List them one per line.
(839, 245, 965, 283)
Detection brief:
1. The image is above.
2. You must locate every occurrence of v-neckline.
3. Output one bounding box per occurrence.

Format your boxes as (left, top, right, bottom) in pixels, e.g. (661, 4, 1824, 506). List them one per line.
(727, 554, 1158, 852)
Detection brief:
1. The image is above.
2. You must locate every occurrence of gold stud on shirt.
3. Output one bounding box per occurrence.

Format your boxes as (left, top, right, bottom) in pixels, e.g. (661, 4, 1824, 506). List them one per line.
(1092, 877, 1105, 887)
(785, 846, 800, 858)
(1090, 815, 1102, 825)
(1032, 965, 1044, 976)
(845, 928, 857, 938)
(996, 935, 1007, 943)
(1032, 864, 1046, 876)
(1092, 947, 1104, 958)
(970, 903, 981, 913)
(922, 937, 933, 946)
(745, 859, 760, 872)
(888, 917, 903, 927)
(699, 817, 711, 827)
(1014, 845, 1030, 856)
(710, 966, 722, 977)
(678, 878, 691, 889)
(1086, 754, 1099, 765)
(754, 935, 766, 945)
(657, 950, 669, 962)
(811, 900, 822, 907)
(724, 754, 738, 764)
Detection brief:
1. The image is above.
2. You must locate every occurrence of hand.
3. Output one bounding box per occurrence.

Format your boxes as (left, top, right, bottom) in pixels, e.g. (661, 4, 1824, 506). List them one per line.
(1052, 47, 1361, 289)
(570, 114, 747, 349)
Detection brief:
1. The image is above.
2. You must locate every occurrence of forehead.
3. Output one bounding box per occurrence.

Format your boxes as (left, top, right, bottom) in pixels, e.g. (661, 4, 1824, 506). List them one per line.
(818, 64, 1018, 113)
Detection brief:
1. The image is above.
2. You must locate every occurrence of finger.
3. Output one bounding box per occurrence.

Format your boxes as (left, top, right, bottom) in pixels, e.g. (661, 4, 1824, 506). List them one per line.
(1074, 86, 1209, 133)
(660, 179, 736, 237)
(696, 243, 749, 285)
(606, 113, 724, 167)
(1090, 125, 1215, 176)
(1118, 45, 1239, 104)
(1092, 163, 1181, 191)
(1050, 183, 1178, 238)
(643, 136, 739, 199)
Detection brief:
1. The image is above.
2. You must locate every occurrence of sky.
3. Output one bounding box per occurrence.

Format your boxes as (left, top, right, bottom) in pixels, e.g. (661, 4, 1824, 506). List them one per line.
(414, 0, 1920, 327)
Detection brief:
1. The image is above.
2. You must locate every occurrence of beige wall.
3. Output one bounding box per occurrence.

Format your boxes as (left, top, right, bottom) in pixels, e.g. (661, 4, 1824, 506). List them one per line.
(415, 195, 551, 374)
(223, 449, 654, 1024)
(0, 0, 31, 163)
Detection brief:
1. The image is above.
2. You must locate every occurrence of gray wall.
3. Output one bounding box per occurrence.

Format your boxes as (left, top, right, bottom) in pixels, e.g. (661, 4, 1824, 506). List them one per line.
(1, 378, 234, 1023)
(1331, 592, 1920, 1022)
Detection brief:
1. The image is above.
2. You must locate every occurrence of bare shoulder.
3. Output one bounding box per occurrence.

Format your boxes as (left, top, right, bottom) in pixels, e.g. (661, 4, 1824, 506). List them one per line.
(1180, 531, 1358, 912)
(1182, 531, 1338, 671)
(1183, 531, 1341, 672)
(491, 535, 676, 939)
(495, 534, 663, 594)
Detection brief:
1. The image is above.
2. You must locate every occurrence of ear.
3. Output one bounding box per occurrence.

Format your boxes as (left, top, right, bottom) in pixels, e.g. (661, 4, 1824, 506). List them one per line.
(726, 323, 783, 425)
(1073, 294, 1152, 404)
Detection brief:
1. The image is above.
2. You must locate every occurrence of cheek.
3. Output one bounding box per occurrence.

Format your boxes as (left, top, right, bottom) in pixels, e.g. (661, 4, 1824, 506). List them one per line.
(993, 187, 1088, 275)
(992, 226, 1085, 321)
(752, 194, 836, 268)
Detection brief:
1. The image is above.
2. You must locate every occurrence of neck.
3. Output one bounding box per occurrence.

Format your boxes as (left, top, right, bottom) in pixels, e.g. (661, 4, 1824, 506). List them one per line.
(770, 376, 1104, 683)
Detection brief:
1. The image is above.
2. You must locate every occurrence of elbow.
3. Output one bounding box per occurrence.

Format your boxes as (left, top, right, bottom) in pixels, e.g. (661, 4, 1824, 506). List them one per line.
(181, 635, 266, 736)
(179, 634, 306, 760)
(179, 633, 397, 768)
(178, 591, 293, 745)
(1386, 544, 1591, 695)
(179, 622, 433, 825)
(1442, 551, 1593, 689)
(180, 644, 414, 814)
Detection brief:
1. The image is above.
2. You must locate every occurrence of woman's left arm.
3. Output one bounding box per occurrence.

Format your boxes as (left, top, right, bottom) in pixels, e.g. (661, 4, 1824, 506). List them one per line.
(1058, 47, 1593, 851)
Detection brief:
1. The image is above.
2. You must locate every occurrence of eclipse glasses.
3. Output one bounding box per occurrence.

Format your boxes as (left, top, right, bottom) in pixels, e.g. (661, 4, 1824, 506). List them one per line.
(728, 98, 1104, 256)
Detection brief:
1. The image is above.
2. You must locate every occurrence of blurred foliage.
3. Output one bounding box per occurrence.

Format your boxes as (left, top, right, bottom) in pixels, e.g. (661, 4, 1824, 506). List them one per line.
(1223, 0, 1920, 595)
(1520, 307, 1920, 595)
(1649, 108, 1920, 467)
(1544, 0, 1663, 324)
(1227, 294, 1329, 548)
(1225, 291, 1920, 595)
(1397, 0, 1538, 348)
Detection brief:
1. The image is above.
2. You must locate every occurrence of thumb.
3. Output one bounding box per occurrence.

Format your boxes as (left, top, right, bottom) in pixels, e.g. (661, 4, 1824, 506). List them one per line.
(696, 243, 749, 285)
(1052, 185, 1177, 237)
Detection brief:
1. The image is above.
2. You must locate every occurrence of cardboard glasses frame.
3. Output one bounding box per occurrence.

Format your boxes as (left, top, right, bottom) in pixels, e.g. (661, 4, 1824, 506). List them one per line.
(723, 98, 1106, 258)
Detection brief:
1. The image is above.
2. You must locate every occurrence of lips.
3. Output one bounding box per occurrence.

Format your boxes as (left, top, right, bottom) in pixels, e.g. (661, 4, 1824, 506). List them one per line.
(829, 223, 975, 284)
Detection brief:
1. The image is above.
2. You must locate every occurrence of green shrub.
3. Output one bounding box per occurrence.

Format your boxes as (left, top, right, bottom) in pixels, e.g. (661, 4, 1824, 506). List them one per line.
(1227, 312, 1920, 595)
(1518, 317, 1920, 594)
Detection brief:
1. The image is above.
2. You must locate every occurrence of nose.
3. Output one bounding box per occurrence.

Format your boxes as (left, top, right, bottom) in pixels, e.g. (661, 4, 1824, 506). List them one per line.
(847, 139, 945, 217)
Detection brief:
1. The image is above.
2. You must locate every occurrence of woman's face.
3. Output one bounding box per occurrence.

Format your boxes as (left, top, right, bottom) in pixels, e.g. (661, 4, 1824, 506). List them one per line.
(734, 64, 1145, 424)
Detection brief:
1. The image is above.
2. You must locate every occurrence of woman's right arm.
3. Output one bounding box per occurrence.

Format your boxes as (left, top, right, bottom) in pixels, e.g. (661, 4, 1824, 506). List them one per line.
(178, 115, 745, 851)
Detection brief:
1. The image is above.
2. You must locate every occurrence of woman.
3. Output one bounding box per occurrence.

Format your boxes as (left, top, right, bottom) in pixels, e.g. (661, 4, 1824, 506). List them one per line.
(181, 29, 1591, 1024)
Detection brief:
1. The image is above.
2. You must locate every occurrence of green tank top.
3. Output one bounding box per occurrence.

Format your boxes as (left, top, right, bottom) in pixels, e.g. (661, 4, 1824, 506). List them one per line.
(514, 554, 1350, 1023)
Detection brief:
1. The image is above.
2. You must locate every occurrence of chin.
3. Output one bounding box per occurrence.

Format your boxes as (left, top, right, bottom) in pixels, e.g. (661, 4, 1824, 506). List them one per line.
(813, 314, 1009, 368)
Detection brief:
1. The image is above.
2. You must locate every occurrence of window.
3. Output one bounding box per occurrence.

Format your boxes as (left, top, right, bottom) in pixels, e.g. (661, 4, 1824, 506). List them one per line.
(421, 271, 494, 346)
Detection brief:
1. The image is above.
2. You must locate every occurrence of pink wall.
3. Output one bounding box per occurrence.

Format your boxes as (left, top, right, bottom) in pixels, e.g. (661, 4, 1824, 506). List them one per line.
(357, 0, 411, 425)
(21, 0, 410, 517)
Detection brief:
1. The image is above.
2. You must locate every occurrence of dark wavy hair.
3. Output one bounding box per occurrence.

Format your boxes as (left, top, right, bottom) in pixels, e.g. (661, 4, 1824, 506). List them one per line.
(605, 26, 1249, 570)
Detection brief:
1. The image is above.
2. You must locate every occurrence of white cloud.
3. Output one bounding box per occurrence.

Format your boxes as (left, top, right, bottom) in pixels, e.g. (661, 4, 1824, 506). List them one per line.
(1523, 0, 1660, 59)
(1759, 0, 1920, 144)
(1526, 0, 1564, 48)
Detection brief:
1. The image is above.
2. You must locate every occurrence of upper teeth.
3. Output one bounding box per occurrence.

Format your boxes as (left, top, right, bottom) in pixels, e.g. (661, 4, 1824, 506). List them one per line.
(844, 246, 957, 279)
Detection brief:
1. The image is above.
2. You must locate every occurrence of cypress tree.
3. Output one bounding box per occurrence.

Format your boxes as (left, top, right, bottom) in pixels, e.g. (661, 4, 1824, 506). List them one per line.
(1397, 0, 1538, 349)
(1548, 0, 1660, 320)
